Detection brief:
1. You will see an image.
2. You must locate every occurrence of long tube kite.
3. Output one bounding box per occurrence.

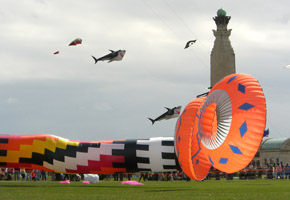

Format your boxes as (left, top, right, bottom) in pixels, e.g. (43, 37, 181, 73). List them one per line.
(0, 135, 180, 174)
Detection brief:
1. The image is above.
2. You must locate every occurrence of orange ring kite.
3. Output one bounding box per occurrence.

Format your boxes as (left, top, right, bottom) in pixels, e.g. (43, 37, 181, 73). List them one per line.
(175, 97, 211, 181)
(198, 73, 266, 173)
(175, 73, 266, 178)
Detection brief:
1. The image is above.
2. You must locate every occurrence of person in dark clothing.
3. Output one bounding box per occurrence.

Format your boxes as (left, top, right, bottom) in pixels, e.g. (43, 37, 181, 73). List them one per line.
(139, 173, 145, 181)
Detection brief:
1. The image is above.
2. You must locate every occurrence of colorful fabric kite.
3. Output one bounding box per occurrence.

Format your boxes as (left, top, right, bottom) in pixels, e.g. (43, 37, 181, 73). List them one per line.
(175, 73, 266, 180)
(0, 135, 179, 174)
(69, 38, 82, 46)
(121, 181, 144, 185)
(60, 180, 70, 184)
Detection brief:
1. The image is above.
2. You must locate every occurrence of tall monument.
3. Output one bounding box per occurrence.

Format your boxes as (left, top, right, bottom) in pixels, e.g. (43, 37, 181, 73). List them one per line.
(210, 8, 236, 87)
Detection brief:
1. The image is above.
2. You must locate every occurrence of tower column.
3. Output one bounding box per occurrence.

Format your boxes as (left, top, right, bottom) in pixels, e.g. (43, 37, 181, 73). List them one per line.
(210, 8, 236, 87)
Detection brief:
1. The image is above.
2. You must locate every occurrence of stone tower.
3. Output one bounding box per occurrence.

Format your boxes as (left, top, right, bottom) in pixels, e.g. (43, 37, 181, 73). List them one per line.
(210, 8, 236, 87)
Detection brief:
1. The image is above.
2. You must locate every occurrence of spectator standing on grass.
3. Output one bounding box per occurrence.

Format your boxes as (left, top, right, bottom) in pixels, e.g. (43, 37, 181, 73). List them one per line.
(4, 168, 8, 178)
(272, 163, 276, 179)
(34, 169, 41, 181)
(26, 169, 32, 181)
(139, 172, 145, 181)
(285, 163, 290, 179)
(0, 168, 4, 180)
(127, 174, 131, 180)
(276, 164, 282, 179)
(31, 170, 35, 181)
(41, 170, 47, 181)
(14, 168, 20, 181)
(20, 169, 26, 180)
(7, 169, 12, 181)
(281, 164, 285, 179)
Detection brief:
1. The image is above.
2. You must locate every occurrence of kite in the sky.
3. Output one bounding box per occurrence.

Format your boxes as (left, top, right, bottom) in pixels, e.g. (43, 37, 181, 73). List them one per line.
(92, 50, 126, 63)
(69, 38, 82, 46)
(184, 40, 197, 49)
(0, 135, 179, 174)
(53, 38, 82, 55)
(175, 73, 266, 181)
(284, 64, 290, 69)
(148, 106, 181, 125)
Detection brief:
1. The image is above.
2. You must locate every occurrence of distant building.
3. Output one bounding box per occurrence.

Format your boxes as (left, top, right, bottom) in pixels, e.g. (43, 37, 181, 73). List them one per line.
(251, 138, 290, 167)
(210, 8, 236, 87)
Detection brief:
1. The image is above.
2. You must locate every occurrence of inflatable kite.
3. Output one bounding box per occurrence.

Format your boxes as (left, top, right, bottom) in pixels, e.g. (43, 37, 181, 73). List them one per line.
(0, 135, 180, 174)
(148, 106, 182, 125)
(92, 50, 126, 64)
(184, 40, 197, 49)
(175, 97, 211, 181)
(60, 180, 70, 184)
(175, 73, 266, 180)
(69, 38, 82, 46)
(0, 73, 266, 181)
(121, 181, 144, 185)
(84, 174, 99, 184)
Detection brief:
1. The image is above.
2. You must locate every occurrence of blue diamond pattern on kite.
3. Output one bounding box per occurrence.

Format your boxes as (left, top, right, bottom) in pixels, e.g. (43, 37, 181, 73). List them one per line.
(239, 121, 247, 137)
(238, 103, 254, 110)
(238, 83, 245, 94)
(227, 75, 238, 84)
(229, 145, 243, 154)
(209, 156, 214, 165)
(219, 158, 228, 164)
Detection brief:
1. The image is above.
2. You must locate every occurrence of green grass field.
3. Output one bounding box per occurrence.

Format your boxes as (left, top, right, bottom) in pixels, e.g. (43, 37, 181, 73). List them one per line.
(0, 179, 289, 200)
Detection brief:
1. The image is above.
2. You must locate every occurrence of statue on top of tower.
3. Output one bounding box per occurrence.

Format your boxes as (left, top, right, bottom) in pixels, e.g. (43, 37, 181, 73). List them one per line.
(213, 8, 231, 30)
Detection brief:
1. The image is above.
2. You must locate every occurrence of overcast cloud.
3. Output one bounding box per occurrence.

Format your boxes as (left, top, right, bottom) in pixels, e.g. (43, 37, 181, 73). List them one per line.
(0, 0, 290, 141)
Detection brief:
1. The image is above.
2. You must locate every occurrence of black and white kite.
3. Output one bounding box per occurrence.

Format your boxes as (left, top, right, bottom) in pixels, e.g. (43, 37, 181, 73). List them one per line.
(148, 106, 182, 125)
(184, 40, 197, 49)
(92, 50, 126, 64)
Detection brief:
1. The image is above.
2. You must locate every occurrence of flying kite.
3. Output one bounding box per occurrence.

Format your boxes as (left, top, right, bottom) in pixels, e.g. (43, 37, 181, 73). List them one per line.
(284, 64, 290, 69)
(53, 38, 82, 55)
(148, 106, 181, 125)
(0, 135, 179, 174)
(175, 73, 266, 180)
(184, 40, 197, 49)
(92, 50, 126, 64)
(69, 38, 82, 46)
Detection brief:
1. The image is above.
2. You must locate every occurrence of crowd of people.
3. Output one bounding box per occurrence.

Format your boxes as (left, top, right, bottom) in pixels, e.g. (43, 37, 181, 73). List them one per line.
(264, 162, 290, 179)
(0, 168, 47, 181)
(207, 163, 290, 180)
(2, 163, 290, 182)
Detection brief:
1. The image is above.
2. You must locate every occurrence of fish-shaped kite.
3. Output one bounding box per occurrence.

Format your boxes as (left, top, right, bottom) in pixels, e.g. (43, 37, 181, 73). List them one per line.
(148, 106, 182, 125)
(92, 50, 126, 63)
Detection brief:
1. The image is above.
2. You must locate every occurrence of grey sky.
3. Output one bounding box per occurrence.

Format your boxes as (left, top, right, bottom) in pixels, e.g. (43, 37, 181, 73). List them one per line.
(0, 0, 290, 141)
